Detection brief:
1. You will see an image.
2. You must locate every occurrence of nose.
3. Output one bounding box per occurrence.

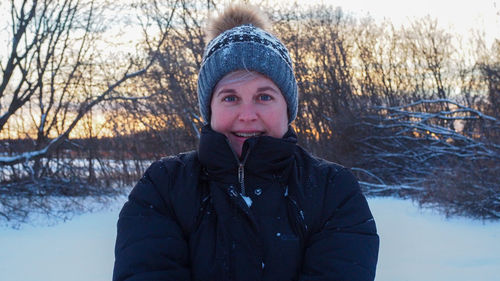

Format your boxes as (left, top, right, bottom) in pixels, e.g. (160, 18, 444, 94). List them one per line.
(238, 103, 258, 122)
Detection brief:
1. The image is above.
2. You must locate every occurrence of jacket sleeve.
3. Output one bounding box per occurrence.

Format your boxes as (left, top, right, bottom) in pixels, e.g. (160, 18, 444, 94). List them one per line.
(113, 161, 191, 281)
(299, 168, 379, 281)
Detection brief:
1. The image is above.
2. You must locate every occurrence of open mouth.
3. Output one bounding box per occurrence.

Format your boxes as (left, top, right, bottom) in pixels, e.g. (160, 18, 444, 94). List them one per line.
(233, 132, 264, 138)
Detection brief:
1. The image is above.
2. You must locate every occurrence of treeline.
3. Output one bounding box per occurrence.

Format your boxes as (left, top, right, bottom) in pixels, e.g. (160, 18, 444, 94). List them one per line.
(0, 0, 499, 224)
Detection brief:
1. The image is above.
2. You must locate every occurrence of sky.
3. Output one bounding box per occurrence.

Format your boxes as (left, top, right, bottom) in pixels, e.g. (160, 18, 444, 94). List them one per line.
(1, 0, 498, 66)
(298, 0, 499, 45)
(1, 1, 498, 45)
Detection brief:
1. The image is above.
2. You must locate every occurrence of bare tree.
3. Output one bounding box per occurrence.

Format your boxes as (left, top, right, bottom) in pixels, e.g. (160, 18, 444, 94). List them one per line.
(478, 39, 500, 119)
(355, 99, 500, 218)
(0, 0, 174, 225)
(401, 16, 457, 107)
(106, 0, 220, 158)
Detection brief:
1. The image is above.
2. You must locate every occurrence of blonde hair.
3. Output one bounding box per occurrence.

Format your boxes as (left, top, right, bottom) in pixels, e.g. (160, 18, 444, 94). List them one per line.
(213, 70, 262, 94)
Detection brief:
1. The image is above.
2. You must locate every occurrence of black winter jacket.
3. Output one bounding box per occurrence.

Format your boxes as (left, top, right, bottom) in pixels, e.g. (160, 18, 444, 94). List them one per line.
(113, 126, 379, 281)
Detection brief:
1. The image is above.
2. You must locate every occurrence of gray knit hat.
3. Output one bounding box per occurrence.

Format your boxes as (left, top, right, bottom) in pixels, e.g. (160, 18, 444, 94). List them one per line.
(197, 18, 298, 124)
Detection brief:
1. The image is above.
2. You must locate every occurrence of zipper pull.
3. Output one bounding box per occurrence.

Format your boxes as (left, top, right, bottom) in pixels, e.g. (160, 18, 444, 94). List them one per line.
(238, 163, 245, 196)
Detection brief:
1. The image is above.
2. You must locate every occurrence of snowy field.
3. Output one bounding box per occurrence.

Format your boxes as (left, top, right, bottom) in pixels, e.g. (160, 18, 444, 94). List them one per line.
(0, 196, 499, 281)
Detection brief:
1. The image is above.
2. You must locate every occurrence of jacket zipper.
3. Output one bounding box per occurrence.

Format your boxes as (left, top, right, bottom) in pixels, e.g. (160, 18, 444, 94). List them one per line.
(237, 149, 251, 196)
(226, 138, 251, 196)
(238, 163, 245, 196)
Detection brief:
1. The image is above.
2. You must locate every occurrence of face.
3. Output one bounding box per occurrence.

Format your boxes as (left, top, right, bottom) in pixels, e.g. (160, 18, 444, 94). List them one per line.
(210, 72, 288, 157)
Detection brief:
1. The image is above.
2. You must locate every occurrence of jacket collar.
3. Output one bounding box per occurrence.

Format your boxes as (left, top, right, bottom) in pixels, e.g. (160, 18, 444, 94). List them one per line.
(198, 125, 297, 184)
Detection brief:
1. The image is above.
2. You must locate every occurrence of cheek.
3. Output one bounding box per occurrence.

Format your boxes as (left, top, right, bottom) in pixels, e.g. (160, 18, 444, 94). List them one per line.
(210, 104, 230, 132)
(264, 107, 289, 137)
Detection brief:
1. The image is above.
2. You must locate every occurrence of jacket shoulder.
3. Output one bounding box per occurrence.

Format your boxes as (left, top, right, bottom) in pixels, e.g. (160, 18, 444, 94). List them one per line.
(294, 146, 363, 204)
(142, 150, 199, 190)
(293, 146, 366, 228)
(127, 150, 201, 233)
(295, 149, 379, 279)
(159, 150, 198, 169)
(114, 153, 196, 280)
(294, 146, 345, 179)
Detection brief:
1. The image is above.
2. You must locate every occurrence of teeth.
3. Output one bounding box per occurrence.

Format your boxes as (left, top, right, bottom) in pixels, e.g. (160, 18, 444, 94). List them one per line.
(235, 132, 262, 137)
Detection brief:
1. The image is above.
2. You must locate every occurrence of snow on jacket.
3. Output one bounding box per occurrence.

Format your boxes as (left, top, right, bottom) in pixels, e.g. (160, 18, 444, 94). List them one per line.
(113, 125, 379, 281)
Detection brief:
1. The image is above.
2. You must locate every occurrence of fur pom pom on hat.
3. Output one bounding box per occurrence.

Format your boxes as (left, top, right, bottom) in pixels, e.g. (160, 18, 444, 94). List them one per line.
(204, 4, 272, 43)
(197, 3, 298, 124)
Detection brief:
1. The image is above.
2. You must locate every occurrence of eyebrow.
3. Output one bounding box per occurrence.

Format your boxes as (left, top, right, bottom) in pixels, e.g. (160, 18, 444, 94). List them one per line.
(215, 89, 237, 97)
(215, 86, 280, 97)
(257, 86, 280, 94)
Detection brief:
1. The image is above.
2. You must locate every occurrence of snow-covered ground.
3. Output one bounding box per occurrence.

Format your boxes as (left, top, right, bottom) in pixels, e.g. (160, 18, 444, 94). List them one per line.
(0, 196, 499, 281)
(370, 197, 500, 281)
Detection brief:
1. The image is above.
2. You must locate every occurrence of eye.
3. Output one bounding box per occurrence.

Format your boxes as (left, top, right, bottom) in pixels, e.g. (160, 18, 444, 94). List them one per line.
(258, 94, 273, 101)
(222, 95, 237, 102)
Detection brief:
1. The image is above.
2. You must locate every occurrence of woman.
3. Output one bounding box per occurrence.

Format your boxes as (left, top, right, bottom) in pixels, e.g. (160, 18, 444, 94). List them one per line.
(113, 3, 379, 281)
